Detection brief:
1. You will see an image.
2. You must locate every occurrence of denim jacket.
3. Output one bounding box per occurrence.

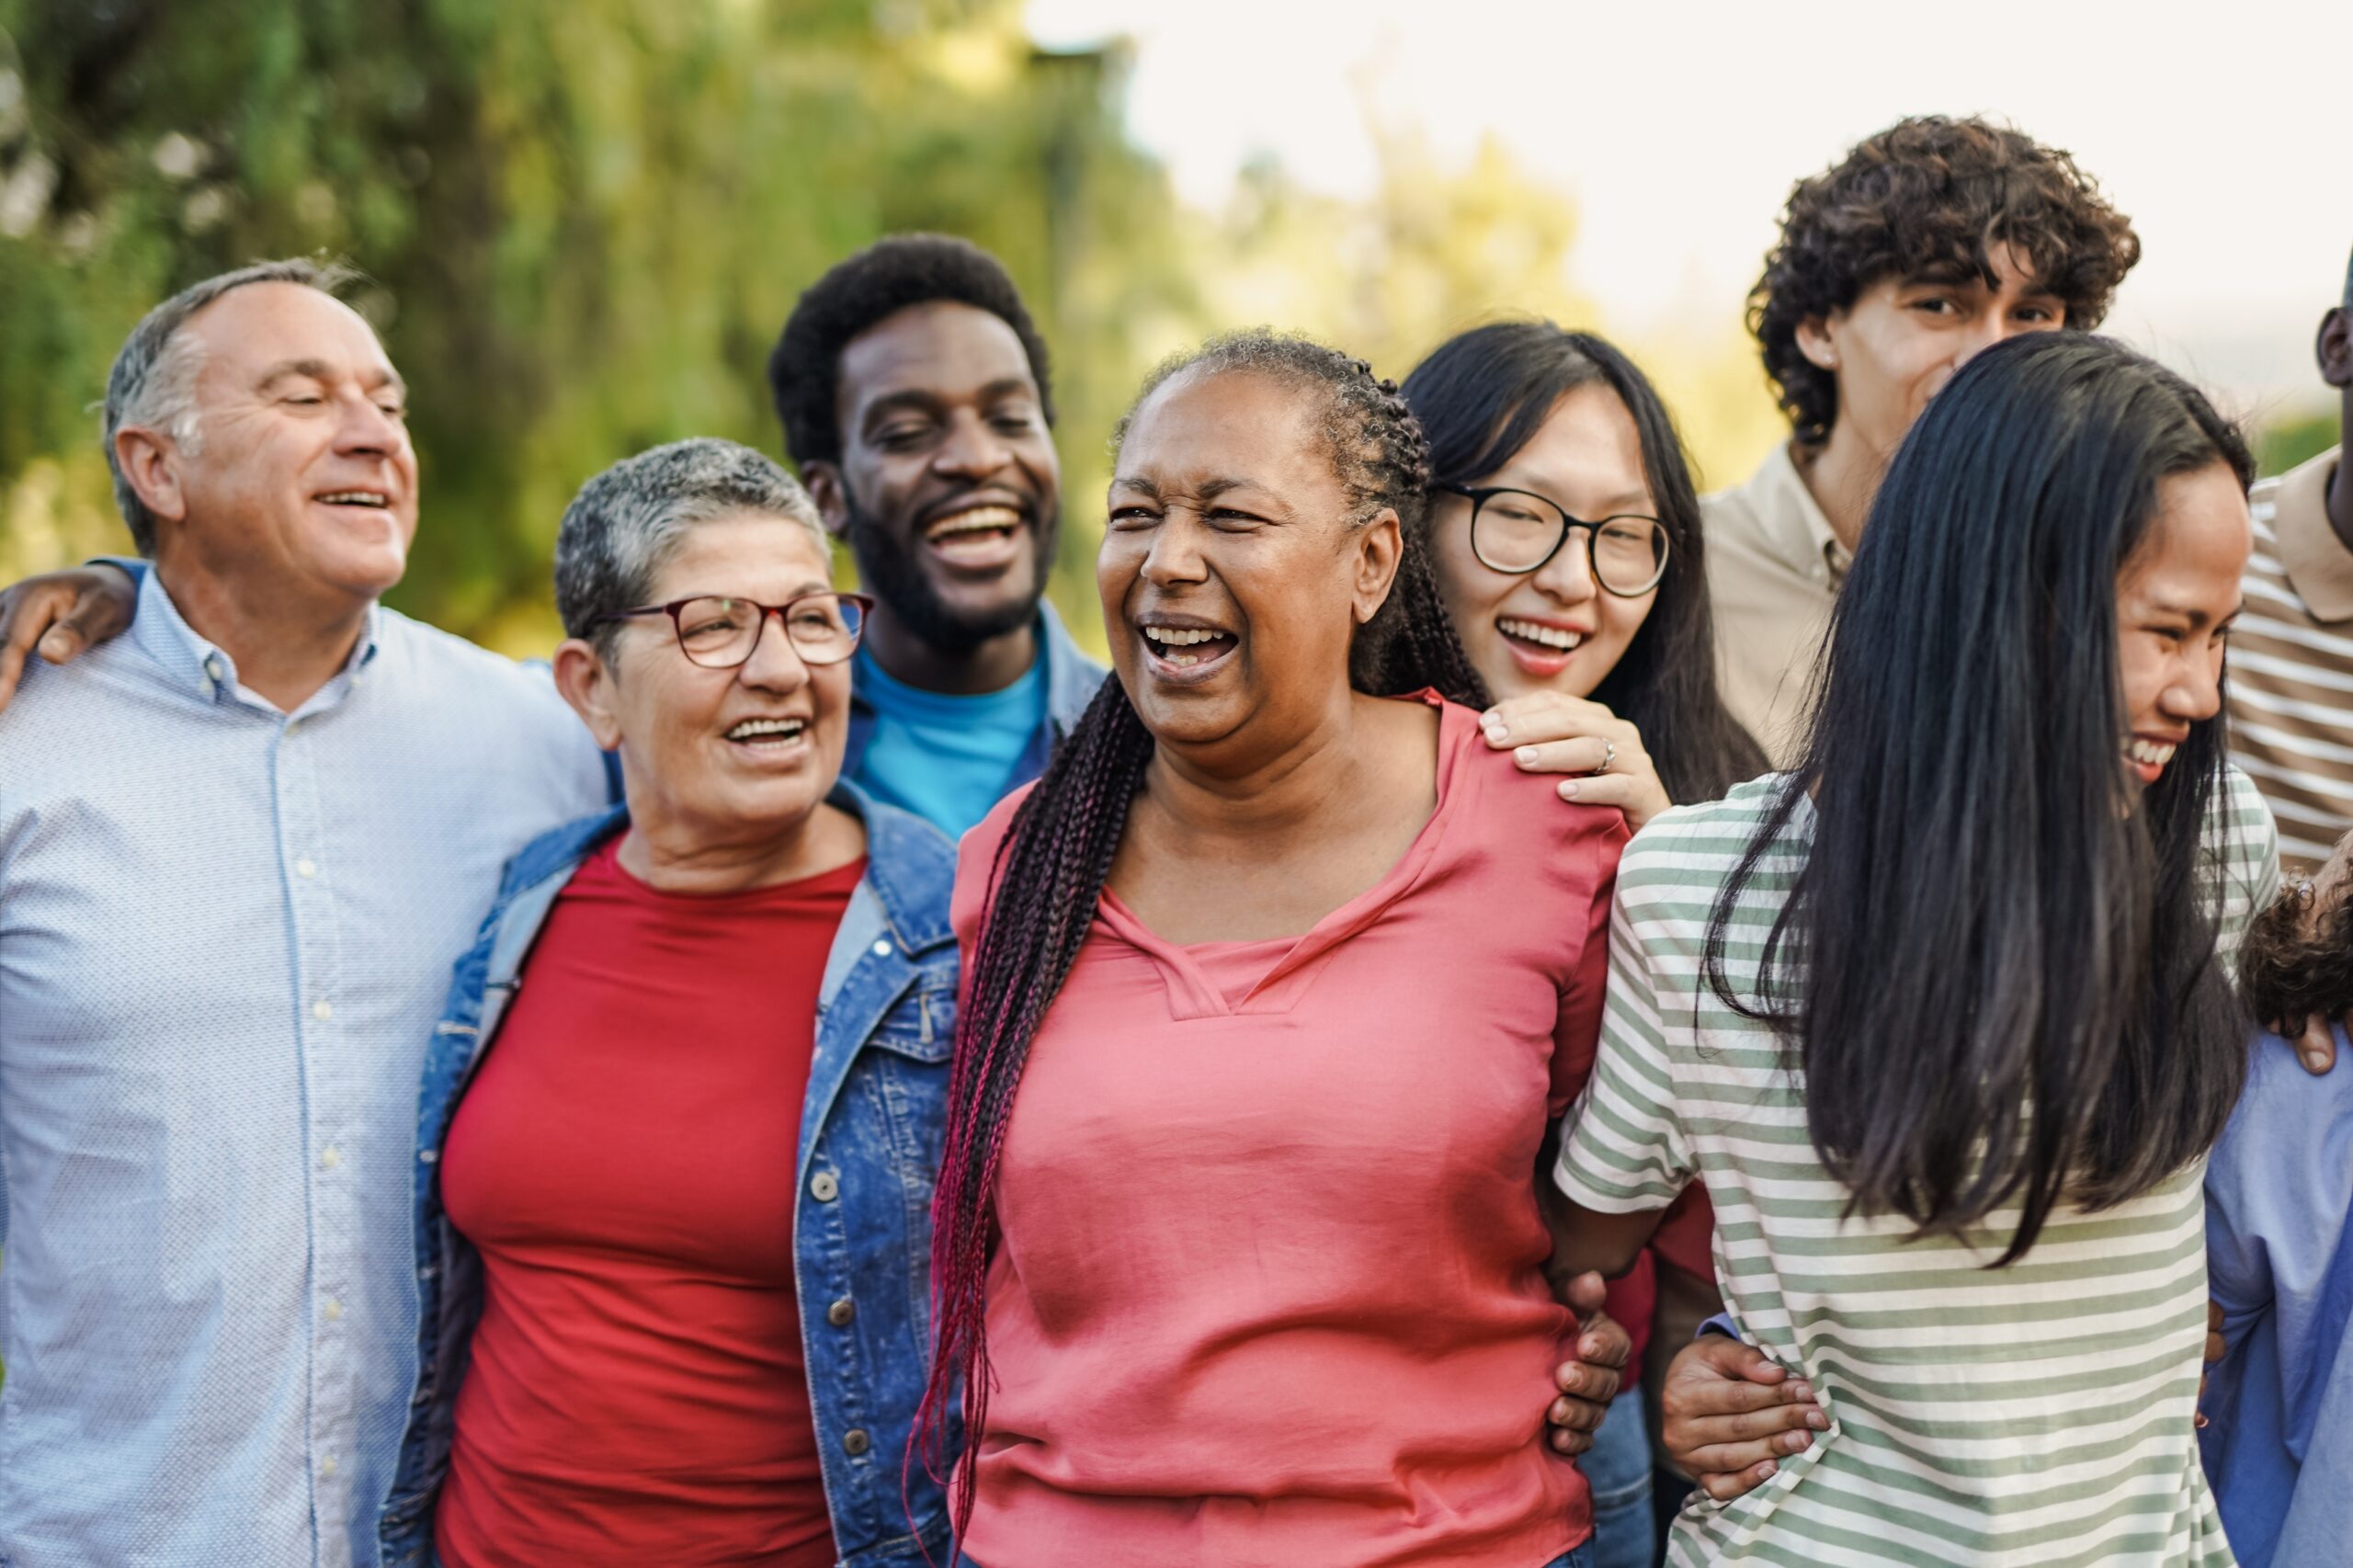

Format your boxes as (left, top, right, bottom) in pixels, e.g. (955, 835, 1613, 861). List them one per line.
(843, 600, 1106, 793)
(378, 782, 961, 1568)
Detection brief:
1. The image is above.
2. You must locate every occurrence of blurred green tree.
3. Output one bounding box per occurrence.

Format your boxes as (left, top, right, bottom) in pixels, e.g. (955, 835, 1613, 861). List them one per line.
(0, 0, 1189, 652)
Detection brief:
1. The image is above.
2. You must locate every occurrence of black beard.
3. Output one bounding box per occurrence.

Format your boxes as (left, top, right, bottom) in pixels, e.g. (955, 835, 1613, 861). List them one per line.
(840, 489, 1050, 658)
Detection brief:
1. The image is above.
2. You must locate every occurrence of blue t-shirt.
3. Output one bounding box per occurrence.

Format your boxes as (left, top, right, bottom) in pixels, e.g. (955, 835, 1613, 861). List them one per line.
(848, 647, 1046, 842)
(2200, 1027, 2353, 1568)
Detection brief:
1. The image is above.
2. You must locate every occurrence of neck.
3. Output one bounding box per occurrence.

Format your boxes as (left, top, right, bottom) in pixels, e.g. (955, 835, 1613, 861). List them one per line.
(861, 602, 1039, 695)
(1144, 692, 1371, 844)
(1798, 425, 1877, 555)
(2329, 391, 2353, 556)
(617, 798, 864, 895)
(153, 549, 371, 712)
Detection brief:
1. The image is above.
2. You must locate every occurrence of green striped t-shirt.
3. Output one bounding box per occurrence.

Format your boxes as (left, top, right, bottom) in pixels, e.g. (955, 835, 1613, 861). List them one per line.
(1556, 768, 2280, 1568)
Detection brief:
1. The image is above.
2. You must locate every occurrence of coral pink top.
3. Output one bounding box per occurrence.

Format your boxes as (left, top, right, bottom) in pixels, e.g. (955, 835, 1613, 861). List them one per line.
(949, 695, 1625, 1568)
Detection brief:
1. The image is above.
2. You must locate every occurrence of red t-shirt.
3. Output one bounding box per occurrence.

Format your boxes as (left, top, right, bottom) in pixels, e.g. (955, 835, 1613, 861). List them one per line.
(951, 696, 1626, 1568)
(436, 839, 863, 1568)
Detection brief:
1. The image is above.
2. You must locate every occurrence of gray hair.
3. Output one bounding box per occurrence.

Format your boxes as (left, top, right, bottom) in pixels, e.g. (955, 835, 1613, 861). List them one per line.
(102, 256, 359, 554)
(553, 437, 830, 657)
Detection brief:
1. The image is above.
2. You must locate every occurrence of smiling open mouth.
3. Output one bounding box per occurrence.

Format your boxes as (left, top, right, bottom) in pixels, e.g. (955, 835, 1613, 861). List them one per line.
(1497, 617, 1584, 654)
(316, 491, 391, 510)
(923, 504, 1028, 569)
(726, 717, 808, 748)
(1141, 622, 1237, 673)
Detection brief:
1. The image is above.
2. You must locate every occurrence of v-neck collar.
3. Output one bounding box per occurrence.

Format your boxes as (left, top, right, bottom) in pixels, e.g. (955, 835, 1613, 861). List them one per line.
(1094, 694, 1467, 1021)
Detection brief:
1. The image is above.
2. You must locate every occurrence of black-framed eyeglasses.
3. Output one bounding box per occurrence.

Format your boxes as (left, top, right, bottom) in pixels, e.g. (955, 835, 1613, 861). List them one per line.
(1439, 484, 1670, 596)
(590, 592, 876, 669)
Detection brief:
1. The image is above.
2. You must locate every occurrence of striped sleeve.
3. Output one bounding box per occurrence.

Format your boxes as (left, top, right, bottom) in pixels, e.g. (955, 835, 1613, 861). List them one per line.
(2207, 764, 2282, 969)
(1553, 881, 1693, 1212)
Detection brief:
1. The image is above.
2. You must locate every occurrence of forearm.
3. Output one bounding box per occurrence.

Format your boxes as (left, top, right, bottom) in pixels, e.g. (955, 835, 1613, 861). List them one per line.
(1540, 1176, 1664, 1284)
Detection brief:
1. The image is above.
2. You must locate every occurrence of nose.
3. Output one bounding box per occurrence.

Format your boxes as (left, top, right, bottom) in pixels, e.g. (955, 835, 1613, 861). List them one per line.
(931, 409, 1014, 480)
(335, 389, 405, 458)
(738, 611, 815, 693)
(2162, 648, 2226, 725)
(1137, 511, 1211, 589)
(1529, 528, 1599, 606)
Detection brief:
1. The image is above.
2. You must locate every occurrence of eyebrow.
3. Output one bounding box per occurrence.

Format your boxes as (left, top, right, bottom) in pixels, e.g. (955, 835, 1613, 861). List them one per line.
(1488, 476, 1654, 517)
(2152, 599, 2245, 628)
(686, 580, 835, 603)
(860, 378, 1039, 422)
(255, 358, 407, 397)
(1107, 475, 1267, 501)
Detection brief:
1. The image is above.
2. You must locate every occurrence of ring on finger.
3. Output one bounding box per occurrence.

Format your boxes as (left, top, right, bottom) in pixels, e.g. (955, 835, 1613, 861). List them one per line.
(1594, 740, 1616, 776)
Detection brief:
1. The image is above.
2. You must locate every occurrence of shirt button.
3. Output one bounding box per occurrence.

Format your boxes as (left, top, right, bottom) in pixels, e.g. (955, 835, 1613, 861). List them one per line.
(870, 938, 892, 957)
(320, 1146, 342, 1170)
(841, 1428, 870, 1457)
(312, 999, 333, 1021)
(296, 858, 318, 879)
(320, 1455, 337, 1478)
(204, 656, 223, 681)
(323, 1297, 344, 1322)
(809, 1171, 839, 1202)
(826, 1298, 856, 1327)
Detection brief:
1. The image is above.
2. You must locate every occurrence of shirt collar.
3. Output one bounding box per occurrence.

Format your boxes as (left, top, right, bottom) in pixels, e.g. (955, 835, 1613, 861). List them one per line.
(127, 566, 383, 712)
(1743, 440, 1851, 589)
(2268, 446, 2353, 624)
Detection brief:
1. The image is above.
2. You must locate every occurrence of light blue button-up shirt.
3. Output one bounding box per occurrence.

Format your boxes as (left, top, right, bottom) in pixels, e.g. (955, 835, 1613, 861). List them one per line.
(0, 569, 606, 1568)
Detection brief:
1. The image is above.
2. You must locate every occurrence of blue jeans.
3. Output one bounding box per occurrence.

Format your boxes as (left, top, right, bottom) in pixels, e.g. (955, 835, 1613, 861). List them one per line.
(1583, 1386, 1657, 1568)
(1546, 1543, 1599, 1568)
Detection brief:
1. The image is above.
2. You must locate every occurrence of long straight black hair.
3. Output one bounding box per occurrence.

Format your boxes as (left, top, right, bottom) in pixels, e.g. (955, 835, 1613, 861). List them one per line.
(1703, 331, 2258, 1264)
(1401, 320, 1767, 802)
(915, 331, 1489, 1536)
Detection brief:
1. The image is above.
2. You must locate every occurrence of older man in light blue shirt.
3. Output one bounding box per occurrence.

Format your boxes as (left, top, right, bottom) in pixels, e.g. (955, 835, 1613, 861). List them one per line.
(0, 261, 605, 1568)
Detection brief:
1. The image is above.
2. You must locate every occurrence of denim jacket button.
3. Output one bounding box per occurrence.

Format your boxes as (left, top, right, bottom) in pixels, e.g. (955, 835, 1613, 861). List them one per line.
(827, 1297, 856, 1326)
(842, 1428, 871, 1456)
(810, 1171, 840, 1202)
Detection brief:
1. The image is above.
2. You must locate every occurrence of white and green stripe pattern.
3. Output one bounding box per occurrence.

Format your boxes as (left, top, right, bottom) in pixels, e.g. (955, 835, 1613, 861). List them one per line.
(1557, 768, 2280, 1567)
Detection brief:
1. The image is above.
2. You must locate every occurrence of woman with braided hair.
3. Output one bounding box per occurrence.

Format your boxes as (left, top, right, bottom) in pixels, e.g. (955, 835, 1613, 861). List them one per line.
(917, 330, 1626, 1568)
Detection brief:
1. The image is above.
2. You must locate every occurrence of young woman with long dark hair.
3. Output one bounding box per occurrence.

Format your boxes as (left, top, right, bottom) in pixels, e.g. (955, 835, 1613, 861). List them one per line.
(918, 330, 1629, 1568)
(1404, 321, 1764, 824)
(1402, 321, 1766, 1565)
(1548, 332, 2279, 1566)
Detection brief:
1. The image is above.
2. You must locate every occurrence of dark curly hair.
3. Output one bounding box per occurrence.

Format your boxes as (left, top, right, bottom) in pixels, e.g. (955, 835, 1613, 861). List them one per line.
(914, 331, 1485, 1540)
(767, 233, 1055, 468)
(2242, 876, 2353, 1031)
(1751, 116, 2142, 445)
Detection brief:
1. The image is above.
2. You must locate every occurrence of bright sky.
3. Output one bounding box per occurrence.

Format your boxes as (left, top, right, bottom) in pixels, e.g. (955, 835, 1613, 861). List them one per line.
(1028, 0, 2352, 423)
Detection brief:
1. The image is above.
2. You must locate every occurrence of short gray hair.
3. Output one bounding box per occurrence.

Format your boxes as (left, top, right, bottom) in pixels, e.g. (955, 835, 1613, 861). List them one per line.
(553, 437, 830, 656)
(103, 256, 358, 554)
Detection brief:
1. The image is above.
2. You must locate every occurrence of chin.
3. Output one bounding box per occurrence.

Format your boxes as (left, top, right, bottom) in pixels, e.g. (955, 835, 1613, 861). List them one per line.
(313, 548, 412, 600)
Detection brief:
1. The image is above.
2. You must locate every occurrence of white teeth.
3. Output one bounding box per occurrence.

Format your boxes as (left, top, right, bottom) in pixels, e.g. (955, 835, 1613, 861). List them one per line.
(1142, 625, 1227, 647)
(1498, 617, 1583, 652)
(927, 506, 1022, 539)
(727, 718, 806, 742)
(317, 492, 388, 507)
(2128, 739, 2177, 767)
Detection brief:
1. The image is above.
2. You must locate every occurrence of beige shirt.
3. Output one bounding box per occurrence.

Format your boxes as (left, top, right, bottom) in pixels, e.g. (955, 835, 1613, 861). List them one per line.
(1701, 441, 1851, 768)
(2230, 445, 2353, 876)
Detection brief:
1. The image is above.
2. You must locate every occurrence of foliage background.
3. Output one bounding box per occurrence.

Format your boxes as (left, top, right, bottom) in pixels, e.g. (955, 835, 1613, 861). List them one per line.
(0, 1, 2336, 656)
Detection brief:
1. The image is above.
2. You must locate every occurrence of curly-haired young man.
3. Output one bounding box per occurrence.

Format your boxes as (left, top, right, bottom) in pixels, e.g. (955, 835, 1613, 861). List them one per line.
(1704, 116, 2141, 763)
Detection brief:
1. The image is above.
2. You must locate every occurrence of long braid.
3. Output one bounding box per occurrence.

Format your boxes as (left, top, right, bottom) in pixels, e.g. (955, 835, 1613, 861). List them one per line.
(915, 330, 1485, 1544)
